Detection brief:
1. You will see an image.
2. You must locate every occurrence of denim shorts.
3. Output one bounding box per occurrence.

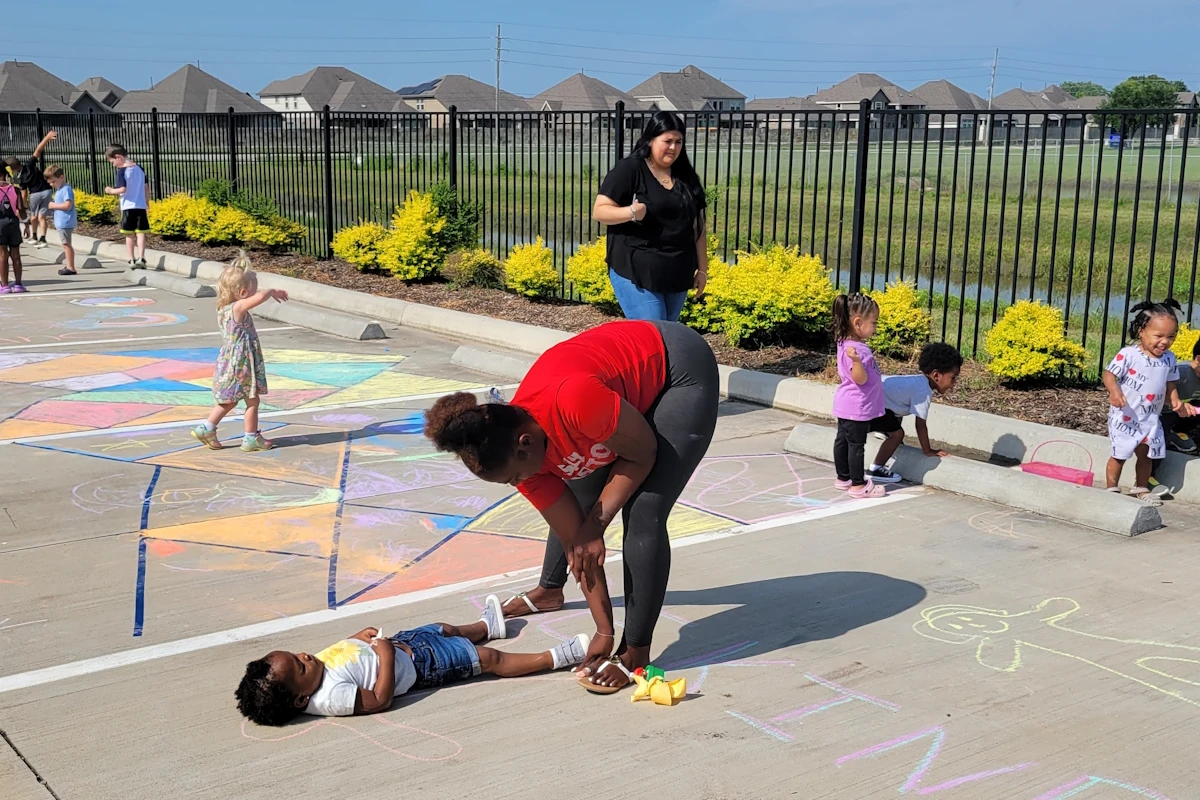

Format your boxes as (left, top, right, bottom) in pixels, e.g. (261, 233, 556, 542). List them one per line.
(390, 624, 480, 689)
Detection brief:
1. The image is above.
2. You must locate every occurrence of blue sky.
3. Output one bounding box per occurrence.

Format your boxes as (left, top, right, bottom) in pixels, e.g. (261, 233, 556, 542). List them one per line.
(10, 0, 1198, 100)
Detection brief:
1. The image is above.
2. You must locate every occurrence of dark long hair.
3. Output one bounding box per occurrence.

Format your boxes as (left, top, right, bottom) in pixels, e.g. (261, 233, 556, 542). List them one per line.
(831, 293, 879, 343)
(629, 112, 706, 218)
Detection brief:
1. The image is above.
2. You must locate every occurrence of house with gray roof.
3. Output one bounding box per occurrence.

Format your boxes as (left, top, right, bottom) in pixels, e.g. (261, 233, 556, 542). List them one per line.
(628, 65, 744, 116)
(530, 73, 645, 129)
(0, 61, 116, 113)
(812, 73, 925, 130)
(77, 77, 126, 109)
(910, 79, 986, 137)
(395, 74, 531, 128)
(259, 67, 398, 126)
(745, 96, 822, 130)
(117, 64, 274, 122)
(1173, 91, 1198, 140)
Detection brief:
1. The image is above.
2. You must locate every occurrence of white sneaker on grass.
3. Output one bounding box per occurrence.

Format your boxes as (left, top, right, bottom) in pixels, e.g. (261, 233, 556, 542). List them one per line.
(866, 464, 903, 484)
(480, 594, 507, 640)
(550, 633, 591, 670)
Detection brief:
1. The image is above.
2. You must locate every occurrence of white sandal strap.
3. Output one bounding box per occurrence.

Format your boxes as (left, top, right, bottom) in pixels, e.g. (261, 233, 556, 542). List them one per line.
(596, 657, 632, 678)
(509, 592, 539, 614)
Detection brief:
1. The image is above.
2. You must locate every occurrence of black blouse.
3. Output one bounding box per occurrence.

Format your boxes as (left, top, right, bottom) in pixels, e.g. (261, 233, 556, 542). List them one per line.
(598, 156, 706, 294)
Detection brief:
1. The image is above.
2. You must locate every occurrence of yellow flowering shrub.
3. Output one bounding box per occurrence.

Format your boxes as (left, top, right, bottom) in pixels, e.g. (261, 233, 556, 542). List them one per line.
(190, 206, 254, 245)
(869, 280, 932, 357)
(505, 237, 559, 299)
(984, 301, 1088, 382)
(377, 190, 448, 280)
(683, 245, 837, 347)
(1172, 323, 1200, 362)
(74, 191, 118, 224)
(148, 193, 194, 238)
(443, 248, 504, 289)
(565, 238, 616, 307)
(247, 216, 306, 251)
(331, 221, 389, 269)
(184, 197, 220, 242)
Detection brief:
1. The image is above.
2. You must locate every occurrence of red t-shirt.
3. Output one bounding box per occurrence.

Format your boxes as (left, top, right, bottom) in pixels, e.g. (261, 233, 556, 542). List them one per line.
(514, 321, 667, 510)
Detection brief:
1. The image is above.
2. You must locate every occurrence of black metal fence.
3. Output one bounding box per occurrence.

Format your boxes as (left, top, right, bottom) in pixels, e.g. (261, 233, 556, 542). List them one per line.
(3, 101, 1198, 367)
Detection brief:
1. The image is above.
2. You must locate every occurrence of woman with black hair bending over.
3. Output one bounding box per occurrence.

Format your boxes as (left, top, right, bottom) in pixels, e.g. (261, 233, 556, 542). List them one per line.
(424, 319, 718, 693)
(593, 111, 708, 322)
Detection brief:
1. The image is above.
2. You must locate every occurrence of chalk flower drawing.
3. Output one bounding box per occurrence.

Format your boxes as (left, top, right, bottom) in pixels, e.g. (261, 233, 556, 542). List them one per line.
(914, 598, 1200, 707)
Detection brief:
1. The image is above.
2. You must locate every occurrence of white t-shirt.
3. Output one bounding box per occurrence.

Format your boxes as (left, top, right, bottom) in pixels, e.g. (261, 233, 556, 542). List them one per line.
(881, 374, 934, 420)
(303, 639, 417, 717)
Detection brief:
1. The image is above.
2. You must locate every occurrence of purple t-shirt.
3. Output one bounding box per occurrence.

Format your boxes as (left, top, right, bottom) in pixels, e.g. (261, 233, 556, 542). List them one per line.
(833, 340, 885, 421)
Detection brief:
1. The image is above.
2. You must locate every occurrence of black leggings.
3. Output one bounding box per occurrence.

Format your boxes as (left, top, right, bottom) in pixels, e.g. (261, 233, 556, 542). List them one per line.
(537, 320, 718, 648)
(834, 418, 870, 485)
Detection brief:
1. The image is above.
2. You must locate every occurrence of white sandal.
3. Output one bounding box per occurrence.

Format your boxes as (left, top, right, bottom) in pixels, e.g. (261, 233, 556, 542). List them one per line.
(579, 656, 632, 695)
(1128, 487, 1164, 507)
(503, 591, 562, 617)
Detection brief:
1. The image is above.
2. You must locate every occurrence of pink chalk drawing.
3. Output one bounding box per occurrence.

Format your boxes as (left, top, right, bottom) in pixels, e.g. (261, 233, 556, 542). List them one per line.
(683, 453, 850, 523)
(836, 725, 1034, 795)
(1031, 775, 1172, 800)
(728, 671, 898, 742)
(240, 716, 462, 762)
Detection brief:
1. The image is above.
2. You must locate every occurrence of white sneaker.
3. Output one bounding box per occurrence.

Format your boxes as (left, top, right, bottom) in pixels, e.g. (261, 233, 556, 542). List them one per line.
(480, 594, 507, 640)
(866, 464, 903, 484)
(550, 633, 591, 670)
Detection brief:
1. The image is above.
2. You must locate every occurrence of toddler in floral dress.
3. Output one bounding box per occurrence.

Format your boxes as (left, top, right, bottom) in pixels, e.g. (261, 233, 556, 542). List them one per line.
(192, 253, 288, 452)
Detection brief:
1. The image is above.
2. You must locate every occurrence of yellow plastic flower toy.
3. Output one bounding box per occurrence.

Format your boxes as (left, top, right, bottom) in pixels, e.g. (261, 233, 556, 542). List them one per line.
(630, 666, 687, 706)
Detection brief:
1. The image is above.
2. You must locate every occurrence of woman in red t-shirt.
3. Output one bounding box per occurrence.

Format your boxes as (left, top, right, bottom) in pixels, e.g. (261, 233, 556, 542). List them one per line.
(425, 320, 718, 693)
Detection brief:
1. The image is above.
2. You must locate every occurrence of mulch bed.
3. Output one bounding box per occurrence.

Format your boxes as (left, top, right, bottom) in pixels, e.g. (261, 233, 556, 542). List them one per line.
(77, 223, 1112, 436)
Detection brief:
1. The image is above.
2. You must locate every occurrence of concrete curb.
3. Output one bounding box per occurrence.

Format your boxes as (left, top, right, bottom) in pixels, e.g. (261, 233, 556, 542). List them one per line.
(123, 268, 215, 298)
(252, 299, 386, 341)
(782, 422, 1163, 537)
(58, 232, 1200, 505)
(450, 346, 533, 380)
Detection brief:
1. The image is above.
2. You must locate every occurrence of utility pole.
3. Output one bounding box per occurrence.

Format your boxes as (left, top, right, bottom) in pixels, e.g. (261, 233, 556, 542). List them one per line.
(495, 24, 501, 115)
(982, 47, 998, 144)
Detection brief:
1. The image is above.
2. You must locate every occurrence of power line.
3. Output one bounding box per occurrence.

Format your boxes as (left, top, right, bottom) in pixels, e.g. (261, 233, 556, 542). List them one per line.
(503, 50, 993, 77)
(3, 52, 494, 67)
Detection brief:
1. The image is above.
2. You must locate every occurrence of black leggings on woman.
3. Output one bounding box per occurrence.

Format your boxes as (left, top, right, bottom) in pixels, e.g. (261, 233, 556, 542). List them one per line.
(537, 320, 719, 648)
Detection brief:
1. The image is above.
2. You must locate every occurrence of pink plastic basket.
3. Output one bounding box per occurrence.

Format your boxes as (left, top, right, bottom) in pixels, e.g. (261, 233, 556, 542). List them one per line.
(1020, 440, 1095, 486)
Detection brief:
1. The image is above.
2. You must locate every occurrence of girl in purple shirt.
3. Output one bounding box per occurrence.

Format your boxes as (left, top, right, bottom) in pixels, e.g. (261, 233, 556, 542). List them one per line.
(832, 293, 887, 498)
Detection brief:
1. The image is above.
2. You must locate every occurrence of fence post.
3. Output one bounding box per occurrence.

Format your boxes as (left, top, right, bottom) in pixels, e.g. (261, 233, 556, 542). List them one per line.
(615, 100, 625, 158)
(227, 107, 238, 189)
(848, 99, 872, 292)
(448, 104, 458, 190)
(322, 105, 335, 259)
(86, 110, 100, 195)
(35, 109, 44, 142)
(150, 108, 163, 200)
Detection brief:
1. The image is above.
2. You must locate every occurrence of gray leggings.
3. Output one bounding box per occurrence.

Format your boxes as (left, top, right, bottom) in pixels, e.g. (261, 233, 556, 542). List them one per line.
(538, 321, 719, 648)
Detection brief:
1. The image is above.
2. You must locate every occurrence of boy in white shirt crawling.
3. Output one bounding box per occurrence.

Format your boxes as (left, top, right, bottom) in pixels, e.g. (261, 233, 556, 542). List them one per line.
(236, 595, 589, 726)
(866, 342, 963, 484)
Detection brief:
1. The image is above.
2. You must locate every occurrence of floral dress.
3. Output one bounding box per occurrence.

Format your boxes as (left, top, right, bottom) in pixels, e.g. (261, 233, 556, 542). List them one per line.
(213, 303, 267, 404)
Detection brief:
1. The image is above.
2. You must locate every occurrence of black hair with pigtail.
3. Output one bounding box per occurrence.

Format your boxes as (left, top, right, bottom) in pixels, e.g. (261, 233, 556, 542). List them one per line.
(831, 292, 880, 343)
(1128, 298, 1182, 342)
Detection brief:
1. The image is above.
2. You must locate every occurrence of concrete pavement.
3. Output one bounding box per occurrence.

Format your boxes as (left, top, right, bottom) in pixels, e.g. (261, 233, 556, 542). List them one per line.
(3, 243, 1200, 799)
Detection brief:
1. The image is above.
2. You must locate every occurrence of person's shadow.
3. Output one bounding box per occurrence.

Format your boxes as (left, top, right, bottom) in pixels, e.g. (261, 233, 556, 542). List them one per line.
(653, 572, 926, 670)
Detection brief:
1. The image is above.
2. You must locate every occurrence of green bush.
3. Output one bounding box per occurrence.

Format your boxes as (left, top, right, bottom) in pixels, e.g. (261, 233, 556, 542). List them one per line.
(984, 300, 1088, 382)
(430, 182, 480, 252)
(565, 238, 616, 308)
(443, 248, 505, 289)
(377, 190, 447, 281)
(74, 191, 118, 224)
(683, 245, 836, 347)
(195, 178, 233, 207)
(869, 280, 932, 357)
(248, 216, 306, 251)
(230, 190, 280, 222)
(332, 222, 389, 270)
(505, 237, 559, 299)
(148, 193, 193, 238)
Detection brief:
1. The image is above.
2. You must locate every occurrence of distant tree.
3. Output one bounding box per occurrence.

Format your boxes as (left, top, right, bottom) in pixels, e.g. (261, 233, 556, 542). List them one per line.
(1101, 75, 1185, 135)
(1061, 81, 1107, 98)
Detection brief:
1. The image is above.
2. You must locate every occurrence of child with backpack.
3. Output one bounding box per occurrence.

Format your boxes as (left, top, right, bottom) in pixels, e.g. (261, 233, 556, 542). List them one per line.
(0, 168, 25, 293)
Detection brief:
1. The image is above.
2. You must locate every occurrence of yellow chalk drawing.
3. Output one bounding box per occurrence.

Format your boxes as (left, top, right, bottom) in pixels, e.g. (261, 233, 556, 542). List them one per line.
(966, 510, 1044, 540)
(915, 598, 1200, 708)
(0, 354, 159, 383)
(316, 372, 482, 406)
(0, 419, 89, 439)
(146, 503, 340, 557)
(261, 349, 407, 365)
(316, 640, 364, 670)
(149, 436, 349, 488)
(466, 495, 731, 545)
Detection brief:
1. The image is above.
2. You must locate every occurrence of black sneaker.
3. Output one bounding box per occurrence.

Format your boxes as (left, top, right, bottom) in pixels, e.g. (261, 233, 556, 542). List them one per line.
(1167, 430, 1198, 455)
(866, 464, 903, 484)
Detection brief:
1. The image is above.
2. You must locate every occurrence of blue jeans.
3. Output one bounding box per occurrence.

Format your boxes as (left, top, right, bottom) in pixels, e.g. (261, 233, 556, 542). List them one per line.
(608, 268, 689, 322)
(391, 624, 480, 688)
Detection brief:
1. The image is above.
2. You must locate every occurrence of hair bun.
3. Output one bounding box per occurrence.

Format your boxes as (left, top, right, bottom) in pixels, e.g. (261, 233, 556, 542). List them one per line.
(424, 392, 482, 446)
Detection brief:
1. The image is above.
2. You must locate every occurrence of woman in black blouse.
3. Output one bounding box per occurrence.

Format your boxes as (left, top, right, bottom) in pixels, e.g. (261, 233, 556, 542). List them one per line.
(593, 112, 708, 322)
